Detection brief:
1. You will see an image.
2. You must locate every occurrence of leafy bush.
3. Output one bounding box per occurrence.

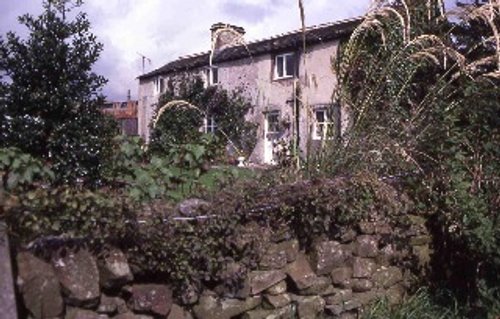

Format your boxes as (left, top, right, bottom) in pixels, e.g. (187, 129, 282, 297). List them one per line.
(5, 186, 137, 246)
(0, 146, 136, 247)
(0, 147, 54, 191)
(105, 135, 221, 202)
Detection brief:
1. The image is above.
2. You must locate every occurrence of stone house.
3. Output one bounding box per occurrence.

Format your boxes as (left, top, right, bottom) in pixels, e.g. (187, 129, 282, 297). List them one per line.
(137, 18, 359, 164)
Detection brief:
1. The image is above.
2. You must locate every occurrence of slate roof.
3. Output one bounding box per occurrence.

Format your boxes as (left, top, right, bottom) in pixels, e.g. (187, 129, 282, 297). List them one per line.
(138, 17, 361, 80)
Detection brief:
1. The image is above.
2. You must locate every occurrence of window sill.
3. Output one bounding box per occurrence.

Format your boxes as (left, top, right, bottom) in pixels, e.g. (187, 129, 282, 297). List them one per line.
(273, 75, 294, 81)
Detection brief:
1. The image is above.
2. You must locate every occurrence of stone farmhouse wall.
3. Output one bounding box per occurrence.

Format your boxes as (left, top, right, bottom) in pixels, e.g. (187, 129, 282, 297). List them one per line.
(13, 219, 430, 319)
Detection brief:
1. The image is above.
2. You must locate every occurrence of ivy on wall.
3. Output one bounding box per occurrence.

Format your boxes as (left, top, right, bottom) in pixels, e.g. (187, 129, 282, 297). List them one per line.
(149, 76, 257, 160)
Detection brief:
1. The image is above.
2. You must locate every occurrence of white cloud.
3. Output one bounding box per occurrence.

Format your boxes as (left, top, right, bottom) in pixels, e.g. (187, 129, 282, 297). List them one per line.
(1, 0, 373, 100)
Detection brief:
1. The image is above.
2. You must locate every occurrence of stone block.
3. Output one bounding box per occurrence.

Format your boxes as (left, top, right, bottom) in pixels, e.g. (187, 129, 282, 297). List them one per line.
(17, 252, 64, 319)
(355, 235, 378, 258)
(53, 249, 100, 308)
(340, 228, 357, 243)
(324, 289, 352, 305)
(127, 284, 173, 316)
(249, 270, 286, 295)
(264, 293, 292, 309)
(193, 294, 261, 319)
(296, 295, 325, 319)
(330, 267, 353, 286)
(243, 304, 295, 319)
(113, 313, 154, 319)
(352, 257, 376, 278)
(410, 235, 432, 246)
(298, 276, 334, 296)
(376, 244, 396, 266)
(372, 266, 403, 288)
(65, 307, 109, 319)
(285, 253, 316, 290)
(353, 291, 378, 306)
(265, 280, 287, 295)
(97, 294, 127, 314)
(311, 241, 351, 275)
(167, 304, 186, 319)
(343, 299, 361, 311)
(98, 248, 133, 289)
(351, 279, 373, 292)
(325, 304, 344, 316)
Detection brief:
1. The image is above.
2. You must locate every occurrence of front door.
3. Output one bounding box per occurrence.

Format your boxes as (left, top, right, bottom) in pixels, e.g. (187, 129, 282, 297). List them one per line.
(264, 111, 280, 164)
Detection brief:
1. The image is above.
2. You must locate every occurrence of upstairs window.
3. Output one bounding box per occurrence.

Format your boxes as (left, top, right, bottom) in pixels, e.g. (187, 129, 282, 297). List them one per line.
(203, 115, 217, 133)
(274, 53, 295, 79)
(206, 67, 219, 86)
(313, 109, 335, 140)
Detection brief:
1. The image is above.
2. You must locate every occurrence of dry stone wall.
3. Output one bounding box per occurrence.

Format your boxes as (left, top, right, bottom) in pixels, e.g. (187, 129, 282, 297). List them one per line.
(13, 217, 430, 319)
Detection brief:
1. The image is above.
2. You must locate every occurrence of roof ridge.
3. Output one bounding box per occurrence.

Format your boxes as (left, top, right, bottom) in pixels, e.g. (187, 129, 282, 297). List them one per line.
(242, 16, 363, 46)
(138, 16, 362, 79)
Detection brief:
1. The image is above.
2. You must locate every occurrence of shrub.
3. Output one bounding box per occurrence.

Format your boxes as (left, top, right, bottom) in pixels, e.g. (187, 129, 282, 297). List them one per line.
(0, 0, 117, 186)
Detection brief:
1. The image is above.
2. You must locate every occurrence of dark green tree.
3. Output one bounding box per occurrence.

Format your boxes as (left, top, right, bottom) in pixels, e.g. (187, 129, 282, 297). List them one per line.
(0, 0, 117, 185)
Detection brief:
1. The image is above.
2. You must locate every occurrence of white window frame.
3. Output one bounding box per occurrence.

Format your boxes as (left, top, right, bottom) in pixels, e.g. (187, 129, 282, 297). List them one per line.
(153, 77, 164, 95)
(313, 109, 335, 140)
(274, 53, 295, 79)
(203, 115, 217, 133)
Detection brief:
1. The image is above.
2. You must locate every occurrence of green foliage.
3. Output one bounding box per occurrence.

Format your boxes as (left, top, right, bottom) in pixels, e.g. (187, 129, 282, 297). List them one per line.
(127, 172, 411, 295)
(324, 1, 500, 315)
(5, 186, 137, 245)
(364, 288, 465, 319)
(106, 135, 222, 202)
(149, 76, 257, 158)
(0, 0, 117, 186)
(0, 147, 54, 191)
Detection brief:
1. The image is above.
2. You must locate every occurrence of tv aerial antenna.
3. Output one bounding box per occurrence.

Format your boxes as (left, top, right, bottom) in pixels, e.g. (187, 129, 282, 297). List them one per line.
(137, 52, 152, 74)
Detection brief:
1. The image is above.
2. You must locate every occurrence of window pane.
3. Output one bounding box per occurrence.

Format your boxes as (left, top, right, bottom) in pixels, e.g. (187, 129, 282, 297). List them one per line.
(276, 56, 284, 78)
(212, 68, 218, 84)
(317, 123, 324, 138)
(285, 54, 294, 76)
(316, 110, 325, 123)
(159, 78, 165, 93)
(267, 112, 280, 133)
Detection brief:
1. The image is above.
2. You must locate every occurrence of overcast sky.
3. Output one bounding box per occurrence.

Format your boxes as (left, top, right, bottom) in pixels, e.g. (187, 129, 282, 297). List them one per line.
(1, 1, 373, 100)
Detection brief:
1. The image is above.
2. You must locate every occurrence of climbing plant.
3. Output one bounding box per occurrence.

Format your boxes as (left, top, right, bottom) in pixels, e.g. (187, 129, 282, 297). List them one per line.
(149, 76, 257, 160)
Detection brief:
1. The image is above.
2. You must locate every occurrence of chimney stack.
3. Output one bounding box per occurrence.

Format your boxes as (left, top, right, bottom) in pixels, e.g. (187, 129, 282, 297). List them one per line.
(210, 23, 245, 53)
